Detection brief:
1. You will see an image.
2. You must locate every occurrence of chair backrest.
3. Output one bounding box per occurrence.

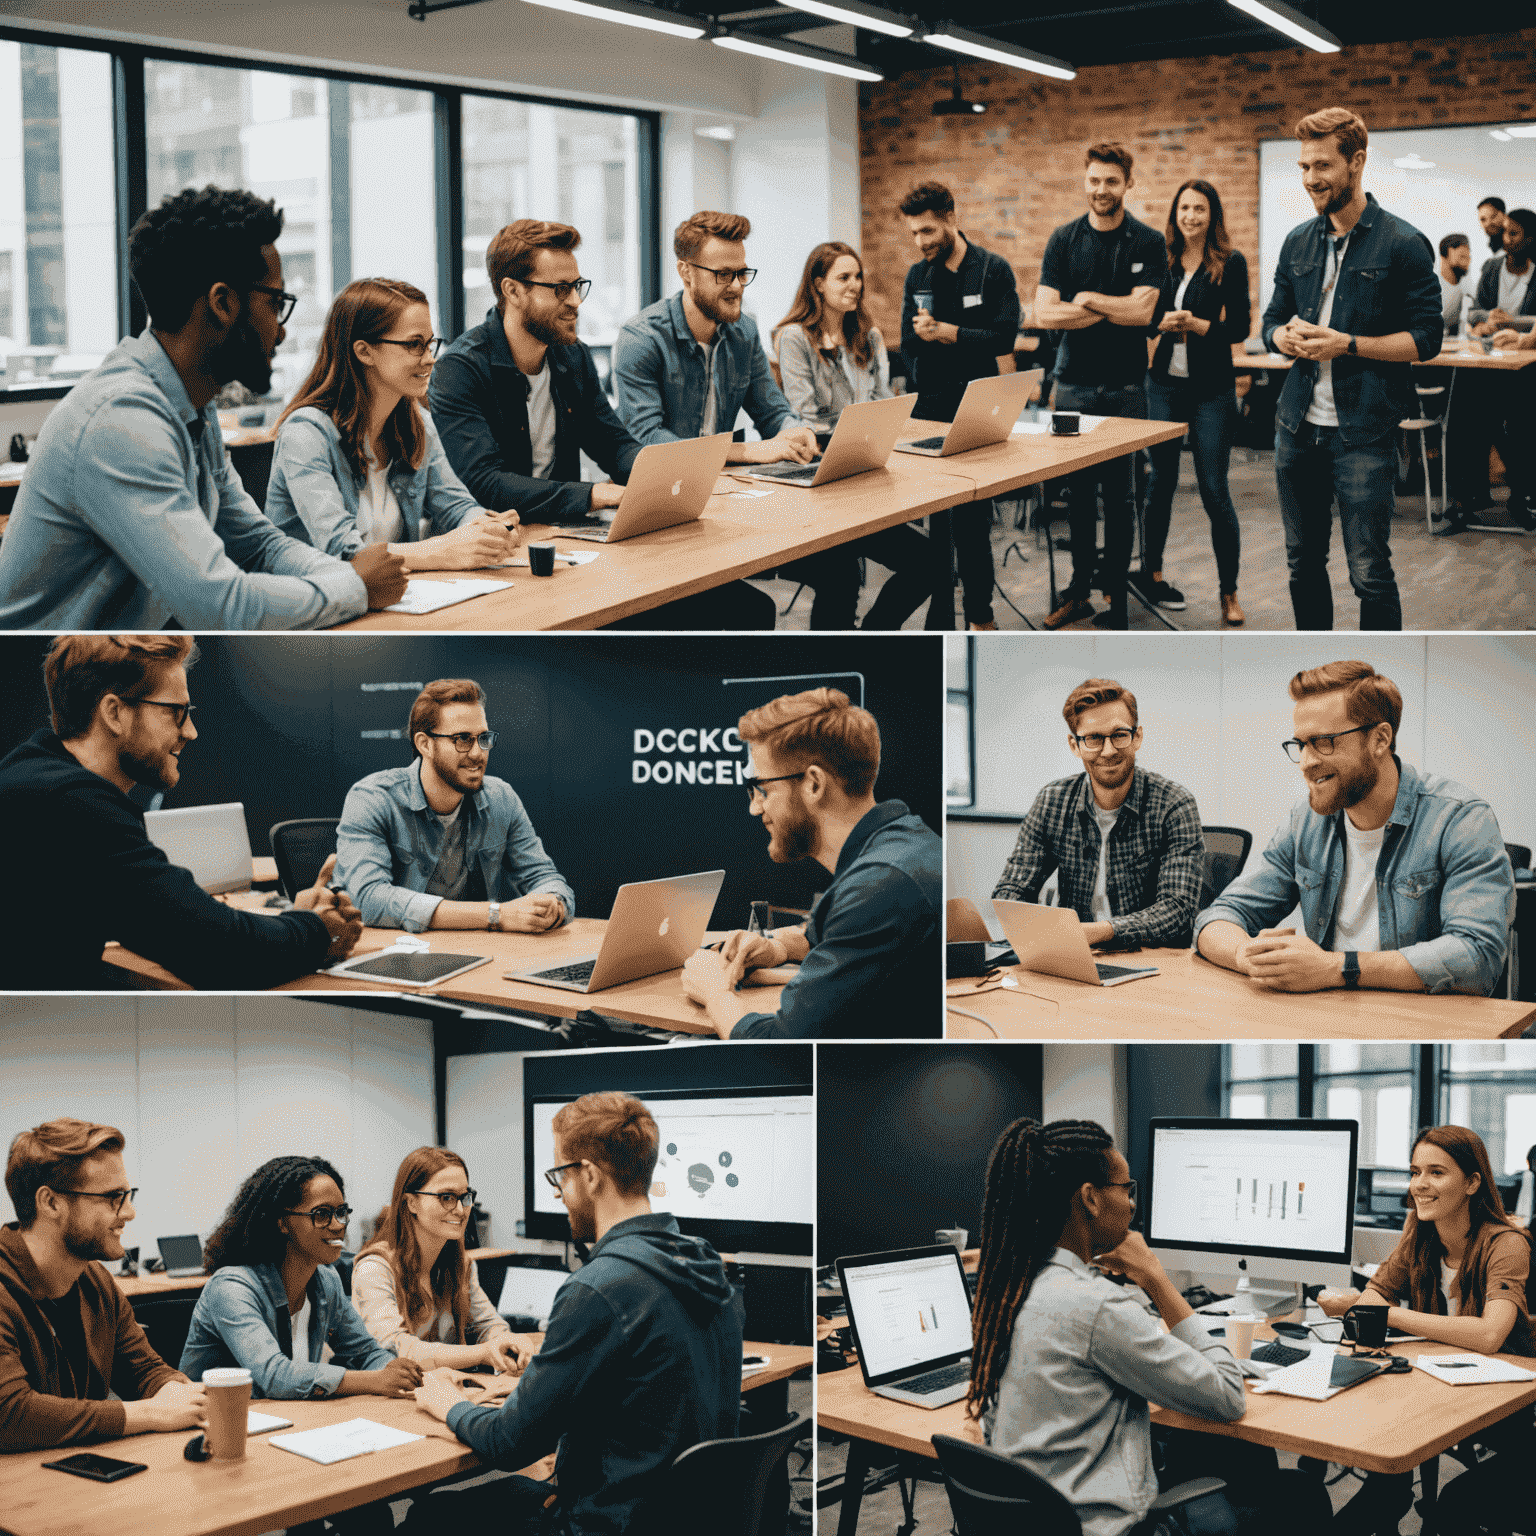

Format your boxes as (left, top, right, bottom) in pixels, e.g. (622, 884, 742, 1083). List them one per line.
(931, 1434, 1081, 1536)
(1200, 824, 1253, 909)
(1507, 843, 1532, 873)
(130, 1294, 200, 1374)
(666, 1411, 809, 1536)
(947, 897, 992, 944)
(269, 818, 341, 900)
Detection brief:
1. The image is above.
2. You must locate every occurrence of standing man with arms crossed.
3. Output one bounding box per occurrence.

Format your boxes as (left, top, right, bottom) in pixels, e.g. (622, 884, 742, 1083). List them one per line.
(1036, 145, 1165, 633)
(1262, 108, 1441, 630)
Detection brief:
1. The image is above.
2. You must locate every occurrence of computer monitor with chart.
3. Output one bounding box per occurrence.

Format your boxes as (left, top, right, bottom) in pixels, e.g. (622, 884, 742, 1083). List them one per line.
(1145, 1118, 1358, 1311)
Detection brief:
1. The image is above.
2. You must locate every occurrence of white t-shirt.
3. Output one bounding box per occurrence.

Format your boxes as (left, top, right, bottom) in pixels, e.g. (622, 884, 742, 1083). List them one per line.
(1167, 268, 1196, 380)
(1441, 1260, 1460, 1316)
(1332, 815, 1385, 952)
(1498, 261, 1533, 315)
(290, 1295, 313, 1364)
(1090, 803, 1121, 924)
(360, 449, 406, 546)
(1304, 233, 1351, 428)
(525, 362, 557, 479)
(700, 340, 718, 438)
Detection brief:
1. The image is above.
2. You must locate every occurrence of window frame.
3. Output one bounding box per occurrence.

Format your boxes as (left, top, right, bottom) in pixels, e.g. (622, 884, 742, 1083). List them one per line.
(945, 635, 977, 812)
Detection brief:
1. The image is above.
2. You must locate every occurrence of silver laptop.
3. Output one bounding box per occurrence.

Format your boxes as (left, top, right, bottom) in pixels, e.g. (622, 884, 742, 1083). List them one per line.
(157, 1233, 204, 1278)
(836, 1245, 974, 1408)
(736, 393, 917, 487)
(559, 434, 731, 542)
(992, 897, 1159, 986)
(894, 368, 1043, 457)
(506, 870, 725, 993)
(143, 802, 252, 894)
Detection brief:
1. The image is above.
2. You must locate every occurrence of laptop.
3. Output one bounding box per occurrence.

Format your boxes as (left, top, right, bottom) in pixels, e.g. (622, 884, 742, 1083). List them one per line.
(559, 434, 731, 543)
(142, 802, 252, 894)
(157, 1233, 204, 1278)
(991, 898, 1160, 987)
(894, 369, 1043, 457)
(506, 870, 726, 993)
(735, 393, 917, 488)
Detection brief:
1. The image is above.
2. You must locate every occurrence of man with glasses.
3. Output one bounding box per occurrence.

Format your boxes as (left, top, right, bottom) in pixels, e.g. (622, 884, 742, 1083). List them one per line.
(1, 1117, 208, 1450)
(337, 677, 575, 935)
(993, 678, 1205, 950)
(1196, 660, 1512, 995)
(0, 186, 407, 629)
(0, 634, 361, 991)
(679, 687, 941, 1038)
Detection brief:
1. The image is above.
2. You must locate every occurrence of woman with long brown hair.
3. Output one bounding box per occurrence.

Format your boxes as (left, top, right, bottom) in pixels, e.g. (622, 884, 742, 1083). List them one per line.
(353, 1146, 535, 1373)
(266, 279, 519, 569)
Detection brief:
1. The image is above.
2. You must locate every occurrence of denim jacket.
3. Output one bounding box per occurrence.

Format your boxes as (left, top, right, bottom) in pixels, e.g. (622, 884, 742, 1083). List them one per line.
(1260, 193, 1443, 445)
(179, 1263, 395, 1399)
(612, 291, 801, 444)
(336, 760, 576, 931)
(1194, 758, 1514, 995)
(264, 406, 484, 558)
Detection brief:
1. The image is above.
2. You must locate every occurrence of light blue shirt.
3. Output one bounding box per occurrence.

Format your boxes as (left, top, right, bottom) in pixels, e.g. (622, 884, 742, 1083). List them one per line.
(1195, 756, 1514, 996)
(0, 331, 367, 630)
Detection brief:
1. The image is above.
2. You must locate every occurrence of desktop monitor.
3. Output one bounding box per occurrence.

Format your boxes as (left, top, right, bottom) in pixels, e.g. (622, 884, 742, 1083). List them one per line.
(1145, 1118, 1358, 1308)
(142, 802, 253, 894)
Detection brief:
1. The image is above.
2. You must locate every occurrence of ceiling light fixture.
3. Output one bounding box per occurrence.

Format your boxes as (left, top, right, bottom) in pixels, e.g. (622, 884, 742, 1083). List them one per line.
(712, 30, 884, 81)
(780, 0, 913, 38)
(1505, 124, 1536, 138)
(1226, 0, 1340, 54)
(923, 21, 1075, 80)
(520, 0, 708, 41)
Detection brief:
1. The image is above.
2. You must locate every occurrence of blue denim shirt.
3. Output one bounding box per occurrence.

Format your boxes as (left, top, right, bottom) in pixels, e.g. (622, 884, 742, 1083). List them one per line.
(263, 406, 485, 558)
(1260, 193, 1443, 446)
(179, 1263, 395, 1399)
(612, 291, 801, 444)
(1194, 758, 1514, 996)
(0, 331, 367, 630)
(336, 760, 576, 931)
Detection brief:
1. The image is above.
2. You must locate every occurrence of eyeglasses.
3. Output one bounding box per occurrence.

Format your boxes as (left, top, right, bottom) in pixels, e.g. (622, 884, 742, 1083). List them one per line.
(544, 1161, 585, 1192)
(743, 770, 806, 804)
(126, 698, 196, 728)
(413, 1188, 476, 1211)
(372, 335, 444, 358)
(248, 284, 299, 323)
(285, 1204, 353, 1229)
(55, 1187, 138, 1214)
(1072, 729, 1136, 754)
(1280, 723, 1378, 762)
(1102, 1179, 1138, 1203)
(687, 263, 757, 288)
(424, 730, 497, 754)
(519, 278, 592, 303)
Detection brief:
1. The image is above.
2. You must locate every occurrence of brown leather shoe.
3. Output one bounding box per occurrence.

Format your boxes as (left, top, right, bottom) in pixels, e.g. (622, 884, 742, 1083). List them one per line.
(968, 621, 998, 631)
(1221, 592, 1245, 626)
(1043, 596, 1095, 629)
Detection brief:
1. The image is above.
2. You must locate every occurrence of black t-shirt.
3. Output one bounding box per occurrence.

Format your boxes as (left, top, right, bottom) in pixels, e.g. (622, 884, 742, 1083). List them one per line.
(1040, 211, 1167, 386)
(40, 1290, 92, 1397)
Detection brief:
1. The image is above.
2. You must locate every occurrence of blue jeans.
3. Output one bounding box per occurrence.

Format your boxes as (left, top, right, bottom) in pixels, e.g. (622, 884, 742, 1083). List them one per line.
(1274, 421, 1401, 631)
(1054, 381, 1146, 609)
(1143, 377, 1241, 595)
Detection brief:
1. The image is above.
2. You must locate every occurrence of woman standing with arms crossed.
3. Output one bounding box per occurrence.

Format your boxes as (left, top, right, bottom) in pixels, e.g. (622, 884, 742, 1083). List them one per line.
(1136, 180, 1250, 626)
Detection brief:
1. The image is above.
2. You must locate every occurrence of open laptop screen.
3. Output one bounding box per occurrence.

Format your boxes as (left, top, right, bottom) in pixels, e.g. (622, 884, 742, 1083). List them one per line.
(840, 1245, 973, 1385)
(157, 1234, 203, 1272)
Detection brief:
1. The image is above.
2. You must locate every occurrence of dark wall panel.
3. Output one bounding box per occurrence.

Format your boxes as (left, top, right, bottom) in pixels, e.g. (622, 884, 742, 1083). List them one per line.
(1125, 1045, 1223, 1195)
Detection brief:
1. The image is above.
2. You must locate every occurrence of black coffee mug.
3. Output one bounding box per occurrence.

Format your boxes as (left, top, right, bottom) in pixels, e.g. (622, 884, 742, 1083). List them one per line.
(1050, 411, 1081, 436)
(1343, 1303, 1389, 1349)
(528, 542, 556, 577)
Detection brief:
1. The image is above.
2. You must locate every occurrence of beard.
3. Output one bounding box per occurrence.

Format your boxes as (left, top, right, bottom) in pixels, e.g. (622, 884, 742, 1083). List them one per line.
(920, 230, 955, 265)
(433, 749, 486, 797)
(209, 313, 274, 394)
(1090, 192, 1124, 220)
(63, 1218, 121, 1262)
(120, 740, 178, 792)
(690, 285, 742, 327)
(766, 795, 817, 865)
(1307, 753, 1378, 816)
(524, 307, 578, 347)
(564, 1196, 596, 1245)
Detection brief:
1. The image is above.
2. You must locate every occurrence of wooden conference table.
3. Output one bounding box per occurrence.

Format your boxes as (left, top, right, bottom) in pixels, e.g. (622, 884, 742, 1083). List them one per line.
(943, 946, 1536, 1041)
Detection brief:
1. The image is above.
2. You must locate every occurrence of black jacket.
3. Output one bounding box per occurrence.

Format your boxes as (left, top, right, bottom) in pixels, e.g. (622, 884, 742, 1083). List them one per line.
(429, 307, 643, 524)
(1473, 254, 1536, 319)
(1147, 250, 1251, 398)
(900, 237, 1020, 407)
(0, 730, 331, 990)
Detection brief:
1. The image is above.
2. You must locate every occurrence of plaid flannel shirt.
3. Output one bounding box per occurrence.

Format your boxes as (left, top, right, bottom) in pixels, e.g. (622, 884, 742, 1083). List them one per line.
(992, 767, 1205, 949)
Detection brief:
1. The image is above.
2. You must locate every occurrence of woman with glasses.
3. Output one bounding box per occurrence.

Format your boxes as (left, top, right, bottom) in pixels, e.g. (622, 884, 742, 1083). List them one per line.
(266, 278, 521, 569)
(353, 1146, 535, 1373)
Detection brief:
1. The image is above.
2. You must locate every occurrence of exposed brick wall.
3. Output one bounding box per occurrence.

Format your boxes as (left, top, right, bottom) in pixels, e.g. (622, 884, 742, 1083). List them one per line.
(857, 28, 1536, 344)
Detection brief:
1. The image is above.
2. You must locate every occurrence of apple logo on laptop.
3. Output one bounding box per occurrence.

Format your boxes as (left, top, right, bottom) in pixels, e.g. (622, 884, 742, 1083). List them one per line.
(990, 405, 1000, 416)
(670, 479, 682, 496)
(658, 916, 670, 937)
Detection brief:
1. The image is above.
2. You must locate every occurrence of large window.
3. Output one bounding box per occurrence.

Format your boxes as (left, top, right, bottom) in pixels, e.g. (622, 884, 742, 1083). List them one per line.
(1441, 1044, 1536, 1176)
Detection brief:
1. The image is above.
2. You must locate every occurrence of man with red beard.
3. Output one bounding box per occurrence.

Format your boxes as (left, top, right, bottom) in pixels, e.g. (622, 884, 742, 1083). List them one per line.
(679, 687, 941, 1038)
(1196, 660, 1512, 995)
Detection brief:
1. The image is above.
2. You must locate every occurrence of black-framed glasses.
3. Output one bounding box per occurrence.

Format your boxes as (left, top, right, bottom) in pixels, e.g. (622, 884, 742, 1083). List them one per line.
(743, 770, 806, 804)
(1281, 723, 1378, 762)
(126, 698, 196, 728)
(249, 284, 299, 323)
(544, 1161, 585, 1192)
(413, 1188, 476, 1211)
(285, 1204, 353, 1229)
(1072, 728, 1136, 755)
(424, 729, 497, 753)
(687, 263, 757, 288)
(372, 335, 444, 358)
(55, 1187, 138, 1214)
(1102, 1179, 1138, 1204)
(520, 278, 592, 303)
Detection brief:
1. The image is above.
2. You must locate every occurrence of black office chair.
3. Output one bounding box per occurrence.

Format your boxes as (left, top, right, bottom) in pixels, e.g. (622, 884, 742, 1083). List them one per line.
(1507, 843, 1532, 873)
(131, 1294, 200, 1373)
(665, 1410, 809, 1535)
(1200, 825, 1253, 909)
(269, 818, 341, 900)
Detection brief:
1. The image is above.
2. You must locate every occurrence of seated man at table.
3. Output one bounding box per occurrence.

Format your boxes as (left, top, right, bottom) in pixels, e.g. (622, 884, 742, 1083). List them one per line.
(679, 687, 941, 1038)
(0, 185, 406, 630)
(412, 1092, 741, 1535)
(0, 634, 361, 991)
(1195, 660, 1513, 996)
(0, 1117, 206, 1451)
(992, 677, 1204, 950)
(336, 676, 576, 934)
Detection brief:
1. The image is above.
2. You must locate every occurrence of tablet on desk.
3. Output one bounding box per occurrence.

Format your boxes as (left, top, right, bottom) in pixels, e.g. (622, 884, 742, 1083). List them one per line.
(327, 951, 491, 987)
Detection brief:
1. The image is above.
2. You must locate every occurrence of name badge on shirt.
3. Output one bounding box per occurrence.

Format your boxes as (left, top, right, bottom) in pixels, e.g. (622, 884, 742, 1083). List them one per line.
(1131, 263, 1144, 273)
(963, 293, 982, 308)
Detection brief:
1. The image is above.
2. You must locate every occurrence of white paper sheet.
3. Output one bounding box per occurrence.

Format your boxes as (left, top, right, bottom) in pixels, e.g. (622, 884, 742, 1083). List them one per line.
(1248, 1349, 1342, 1400)
(385, 578, 513, 615)
(499, 550, 599, 567)
(269, 1417, 424, 1465)
(248, 1409, 293, 1434)
(1011, 414, 1109, 436)
(1414, 1353, 1536, 1386)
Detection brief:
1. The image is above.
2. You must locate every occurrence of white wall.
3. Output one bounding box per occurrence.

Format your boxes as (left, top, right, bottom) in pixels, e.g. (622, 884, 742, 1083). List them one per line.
(445, 1049, 526, 1251)
(1041, 1044, 1127, 1147)
(0, 999, 434, 1255)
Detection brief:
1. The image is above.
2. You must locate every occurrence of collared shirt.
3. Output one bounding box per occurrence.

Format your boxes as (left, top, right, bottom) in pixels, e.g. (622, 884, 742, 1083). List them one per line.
(731, 800, 942, 1039)
(0, 330, 367, 630)
(992, 767, 1205, 949)
(336, 760, 576, 932)
(1195, 756, 1514, 995)
(984, 1249, 1245, 1536)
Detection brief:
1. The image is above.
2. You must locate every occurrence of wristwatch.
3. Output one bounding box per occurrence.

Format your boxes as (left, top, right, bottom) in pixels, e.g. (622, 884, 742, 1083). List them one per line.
(1347, 335, 1358, 355)
(1342, 951, 1361, 989)
(487, 901, 501, 931)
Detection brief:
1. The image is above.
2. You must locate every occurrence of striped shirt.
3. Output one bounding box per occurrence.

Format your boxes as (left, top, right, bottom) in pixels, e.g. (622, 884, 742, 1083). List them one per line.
(992, 767, 1204, 949)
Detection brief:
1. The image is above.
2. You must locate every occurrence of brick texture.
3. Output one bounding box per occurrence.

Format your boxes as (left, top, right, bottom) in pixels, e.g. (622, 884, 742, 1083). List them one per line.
(857, 28, 1536, 344)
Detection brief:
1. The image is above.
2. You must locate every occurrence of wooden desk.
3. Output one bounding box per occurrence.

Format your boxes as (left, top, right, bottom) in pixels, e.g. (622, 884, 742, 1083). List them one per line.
(944, 948, 1536, 1041)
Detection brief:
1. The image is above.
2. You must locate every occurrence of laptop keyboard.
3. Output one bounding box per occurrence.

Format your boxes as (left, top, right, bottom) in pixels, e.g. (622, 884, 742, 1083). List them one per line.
(1095, 962, 1150, 981)
(906, 434, 947, 450)
(1250, 1340, 1310, 1368)
(531, 959, 597, 985)
(898, 1361, 970, 1395)
(749, 458, 822, 480)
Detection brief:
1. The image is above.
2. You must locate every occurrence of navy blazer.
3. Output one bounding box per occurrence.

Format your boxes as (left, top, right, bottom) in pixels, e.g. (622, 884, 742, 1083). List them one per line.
(1148, 250, 1251, 398)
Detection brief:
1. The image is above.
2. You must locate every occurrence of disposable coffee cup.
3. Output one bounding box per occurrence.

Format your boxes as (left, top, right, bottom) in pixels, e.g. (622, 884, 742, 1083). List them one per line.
(1227, 1315, 1259, 1361)
(915, 290, 934, 314)
(935, 1227, 968, 1254)
(202, 1367, 252, 1459)
(1050, 411, 1081, 436)
(528, 542, 556, 577)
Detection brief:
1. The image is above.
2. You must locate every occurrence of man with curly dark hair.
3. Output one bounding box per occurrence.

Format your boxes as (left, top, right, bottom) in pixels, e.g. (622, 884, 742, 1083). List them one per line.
(0, 185, 407, 630)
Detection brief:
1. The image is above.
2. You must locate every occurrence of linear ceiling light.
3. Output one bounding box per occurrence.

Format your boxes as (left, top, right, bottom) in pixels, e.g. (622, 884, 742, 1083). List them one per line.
(1226, 0, 1340, 53)
(1505, 124, 1536, 138)
(780, 0, 914, 38)
(712, 30, 884, 81)
(923, 21, 1075, 80)
(520, 0, 708, 40)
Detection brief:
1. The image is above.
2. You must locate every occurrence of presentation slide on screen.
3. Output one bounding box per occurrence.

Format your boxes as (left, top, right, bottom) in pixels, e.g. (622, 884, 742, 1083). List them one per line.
(844, 1254, 973, 1378)
(533, 1095, 813, 1226)
(1149, 1126, 1352, 1256)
